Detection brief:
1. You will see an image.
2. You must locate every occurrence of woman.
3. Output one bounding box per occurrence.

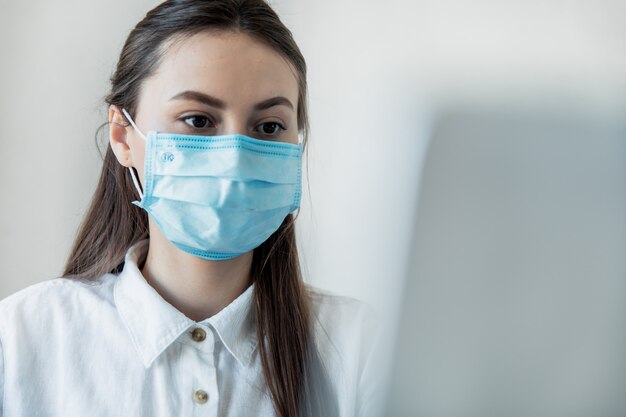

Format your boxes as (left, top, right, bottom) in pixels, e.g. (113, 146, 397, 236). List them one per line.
(0, 1, 379, 416)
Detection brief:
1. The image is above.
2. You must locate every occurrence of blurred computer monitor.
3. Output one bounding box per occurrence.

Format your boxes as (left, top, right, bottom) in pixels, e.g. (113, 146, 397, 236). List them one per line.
(385, 107, 626, 417)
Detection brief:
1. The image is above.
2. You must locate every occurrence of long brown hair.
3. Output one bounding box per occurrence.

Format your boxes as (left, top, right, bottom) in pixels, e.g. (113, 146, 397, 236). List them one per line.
(63, 1, 336, 415)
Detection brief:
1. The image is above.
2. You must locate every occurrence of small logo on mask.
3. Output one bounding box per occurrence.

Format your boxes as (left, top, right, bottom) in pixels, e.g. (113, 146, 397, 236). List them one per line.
(161, 152, 175, 163)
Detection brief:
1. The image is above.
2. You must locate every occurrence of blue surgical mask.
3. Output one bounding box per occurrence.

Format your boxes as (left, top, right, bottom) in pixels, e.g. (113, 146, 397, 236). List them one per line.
(121, 108, 302, 260)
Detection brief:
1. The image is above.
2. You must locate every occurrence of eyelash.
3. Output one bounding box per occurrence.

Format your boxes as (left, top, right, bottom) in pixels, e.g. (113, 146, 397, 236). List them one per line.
(255, 121, 286, 136)
(181, 115, 286, 136)
(182, 115, 215, 129)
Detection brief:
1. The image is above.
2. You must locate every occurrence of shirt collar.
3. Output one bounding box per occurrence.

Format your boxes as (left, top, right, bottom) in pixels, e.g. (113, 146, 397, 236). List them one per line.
(114, 239, 257, 369)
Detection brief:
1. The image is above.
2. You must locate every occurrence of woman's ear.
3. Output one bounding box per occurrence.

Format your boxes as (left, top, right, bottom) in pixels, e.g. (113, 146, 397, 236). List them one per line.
(108, 105, 133, 167)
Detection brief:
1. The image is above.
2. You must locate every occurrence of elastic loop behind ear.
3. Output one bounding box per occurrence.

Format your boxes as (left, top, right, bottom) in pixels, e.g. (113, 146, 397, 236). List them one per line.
(121, 108, 147, 141)
(128, 167, 144, 201)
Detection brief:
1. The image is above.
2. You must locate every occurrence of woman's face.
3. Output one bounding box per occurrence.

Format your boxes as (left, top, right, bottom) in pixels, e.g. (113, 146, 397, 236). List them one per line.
(110, 30, 300, 186)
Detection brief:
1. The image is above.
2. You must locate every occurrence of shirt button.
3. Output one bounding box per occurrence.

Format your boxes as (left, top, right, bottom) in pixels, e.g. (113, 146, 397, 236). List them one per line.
(193, 389, 209, 404)
(191, 327, 206, 342)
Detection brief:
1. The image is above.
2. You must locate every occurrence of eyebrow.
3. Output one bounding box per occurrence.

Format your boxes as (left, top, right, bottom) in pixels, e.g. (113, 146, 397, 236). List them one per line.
(254, 96, 294, 111)
(169, 90, 294, 111)
(170, 90, 226, 109)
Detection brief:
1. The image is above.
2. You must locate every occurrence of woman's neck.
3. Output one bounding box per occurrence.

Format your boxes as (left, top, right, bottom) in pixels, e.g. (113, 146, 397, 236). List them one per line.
(140, 220, 253, 322)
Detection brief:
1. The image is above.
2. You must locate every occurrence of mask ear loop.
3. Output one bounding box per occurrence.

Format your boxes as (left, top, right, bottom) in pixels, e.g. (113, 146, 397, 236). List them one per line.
(121, 108, 147, 201)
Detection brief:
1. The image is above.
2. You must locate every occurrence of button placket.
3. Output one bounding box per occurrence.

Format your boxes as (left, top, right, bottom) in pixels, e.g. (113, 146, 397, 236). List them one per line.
(187, 325, 219, 414)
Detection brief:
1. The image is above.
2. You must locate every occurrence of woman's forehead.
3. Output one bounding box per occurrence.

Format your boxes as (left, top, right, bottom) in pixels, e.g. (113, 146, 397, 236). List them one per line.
(143, 30, 299, 107)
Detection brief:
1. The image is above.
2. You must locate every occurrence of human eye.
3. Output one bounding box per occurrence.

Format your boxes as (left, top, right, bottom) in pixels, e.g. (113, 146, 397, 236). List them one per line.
(254, 121, 286, 137)
(181, 114, 215, 130)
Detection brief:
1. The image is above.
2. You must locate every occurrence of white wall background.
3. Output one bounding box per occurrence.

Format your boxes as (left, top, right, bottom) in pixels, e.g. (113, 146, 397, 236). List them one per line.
(1, 0, 625, 321)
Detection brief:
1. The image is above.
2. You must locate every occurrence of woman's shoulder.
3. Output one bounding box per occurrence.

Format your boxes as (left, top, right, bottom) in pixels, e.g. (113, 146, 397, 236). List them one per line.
(305, 283, 381, 352)
(304, 283, 385, 414)
(0, 274, 118, 327)
(305, 284, 378, 324)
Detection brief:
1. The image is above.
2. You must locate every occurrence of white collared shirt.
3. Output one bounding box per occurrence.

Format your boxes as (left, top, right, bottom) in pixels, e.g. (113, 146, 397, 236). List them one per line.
(0, 240, 381, 417)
